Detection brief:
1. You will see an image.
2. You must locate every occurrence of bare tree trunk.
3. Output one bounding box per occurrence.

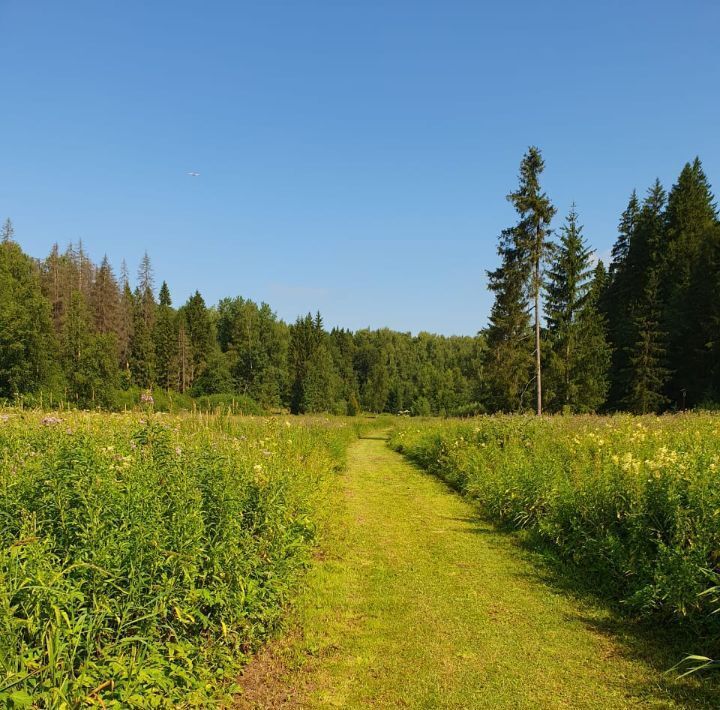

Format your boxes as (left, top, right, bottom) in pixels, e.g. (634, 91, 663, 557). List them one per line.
(535, 283, 542, 416)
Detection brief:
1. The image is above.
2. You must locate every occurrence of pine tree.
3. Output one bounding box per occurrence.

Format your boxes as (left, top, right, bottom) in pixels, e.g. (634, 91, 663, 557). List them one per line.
(136, 252, 156, 329)
(181, 291, 213, 388)
(623, 274, 669, 413)
(129, 287, 155, 388)
(154, 281, 179, 390)
(662, 158, 718, 406)
(61, 291, 118, 406)
(92, 255, 121, 337)
(619, 182, 670, 411)
(506, 146, 556, 414)
(545, 206, 609, 411)
(484, 227, 533, 412)
(1, 218, 15, 243)
(603, 191, 641, 408)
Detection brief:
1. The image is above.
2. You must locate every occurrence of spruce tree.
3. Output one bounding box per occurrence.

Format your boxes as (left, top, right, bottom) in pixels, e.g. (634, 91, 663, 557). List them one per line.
(136, 252, 156, 329)
(507, 146, 556, 414)
(574, 262, 612, 411)
(118, 270, 134, 380)
(154, 281, 179, 390)
(129, 287, 155, 388)
(623, 274, 669, 413)
(603, 191, 641, 408)
(484, 227, 533, 412)
(662, 158, 718, 406)
(92, 255, 121, 337)
(619, 182, 670, 411)
(181, 291, 213, 387)
(545, 206, 609, 411)
(1, 218, 15, 243)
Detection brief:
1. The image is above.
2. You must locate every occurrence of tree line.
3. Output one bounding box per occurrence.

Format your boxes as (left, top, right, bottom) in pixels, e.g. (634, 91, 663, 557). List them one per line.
(1, 149, 718, 414)
(486, 148, 720, 414)
(0, 226, 482, 414)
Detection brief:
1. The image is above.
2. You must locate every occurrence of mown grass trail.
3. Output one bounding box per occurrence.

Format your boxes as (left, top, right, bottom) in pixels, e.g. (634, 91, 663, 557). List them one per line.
(237, 434, 716, 709)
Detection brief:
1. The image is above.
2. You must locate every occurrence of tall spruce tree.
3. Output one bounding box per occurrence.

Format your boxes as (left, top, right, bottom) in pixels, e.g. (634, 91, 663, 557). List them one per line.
(92, 255, 121, 338)
(154, 281, 179, 390)
(484, 226, 533, 412)
(603, 191, 641, 407)
(619, 181, 670, 411)
(129, 287, 155, 388)
(545, 206, 609, 411)
(136, 252, 156, 329)
(486, 147, 555, 413)
(507, 146, 556, 414)
(623, 273, 669, 413)
(662, 158, 718, 406)
(181, 291, 213, 388)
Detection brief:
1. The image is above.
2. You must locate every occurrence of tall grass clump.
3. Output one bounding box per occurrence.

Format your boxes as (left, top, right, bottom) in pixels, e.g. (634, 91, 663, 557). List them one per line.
(0, 411, 357, 707)
(389, 415, 720, 633)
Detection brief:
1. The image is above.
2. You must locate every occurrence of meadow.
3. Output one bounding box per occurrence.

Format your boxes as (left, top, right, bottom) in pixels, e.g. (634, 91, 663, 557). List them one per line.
(4, 409, 720, 708)
(389, 415, 720, 638)
(0, 410, 363, 707)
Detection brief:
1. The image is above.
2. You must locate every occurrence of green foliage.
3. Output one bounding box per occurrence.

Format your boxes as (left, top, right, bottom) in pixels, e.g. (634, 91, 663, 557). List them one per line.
(545, 208, 610, 412)
(484, 226, 533, 411)
(216, 297, 290, 407)
(662, 159, 720, 407)
(390, 415, 720, 631)
(180, 291, 213, 386)
(0, 411, 358, 706)
(4, 147, 720, 417)
(0, 240, 58, 398)
(154, 281, 179, 390)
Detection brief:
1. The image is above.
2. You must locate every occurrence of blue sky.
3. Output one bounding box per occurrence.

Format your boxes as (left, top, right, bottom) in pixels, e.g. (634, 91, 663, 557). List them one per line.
(1, 1, 718, 335)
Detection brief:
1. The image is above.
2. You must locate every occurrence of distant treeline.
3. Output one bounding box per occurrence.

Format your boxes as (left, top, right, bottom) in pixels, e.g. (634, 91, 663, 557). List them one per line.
(0, 228, 481, 414)
(1, 152, 718, 414)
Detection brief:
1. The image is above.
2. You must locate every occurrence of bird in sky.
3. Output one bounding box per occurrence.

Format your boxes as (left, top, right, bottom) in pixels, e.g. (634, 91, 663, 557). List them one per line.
(187, 171, 200, 177)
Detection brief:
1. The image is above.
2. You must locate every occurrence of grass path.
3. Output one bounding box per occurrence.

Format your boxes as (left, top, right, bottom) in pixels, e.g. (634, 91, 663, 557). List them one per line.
(237, 434, 716, 708)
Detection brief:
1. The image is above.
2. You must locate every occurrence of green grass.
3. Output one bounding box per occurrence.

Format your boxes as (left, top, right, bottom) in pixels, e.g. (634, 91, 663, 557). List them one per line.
(0, 411, 364, 707)
(238, 433, 719, 709)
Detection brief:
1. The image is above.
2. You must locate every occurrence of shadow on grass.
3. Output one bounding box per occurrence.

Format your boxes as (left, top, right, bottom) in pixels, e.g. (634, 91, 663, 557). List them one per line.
(394, 450, 720, 707)
(358, 435, 390, 441)
(442, 511, 720, 706)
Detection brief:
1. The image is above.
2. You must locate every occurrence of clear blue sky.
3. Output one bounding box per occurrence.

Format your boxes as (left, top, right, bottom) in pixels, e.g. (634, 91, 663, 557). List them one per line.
(2, 1, 718, 335)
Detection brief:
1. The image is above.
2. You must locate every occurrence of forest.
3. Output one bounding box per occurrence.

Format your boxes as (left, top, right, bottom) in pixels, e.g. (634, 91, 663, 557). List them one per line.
(2, 150, 718, 416)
